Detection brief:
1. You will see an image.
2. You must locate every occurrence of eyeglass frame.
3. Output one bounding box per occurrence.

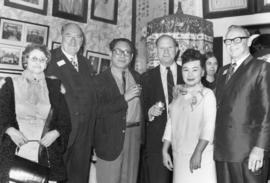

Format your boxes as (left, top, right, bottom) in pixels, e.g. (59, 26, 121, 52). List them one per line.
(112, 48, 132, 57)
(223, 36, 249, 45)
(28, 56, 48, 64)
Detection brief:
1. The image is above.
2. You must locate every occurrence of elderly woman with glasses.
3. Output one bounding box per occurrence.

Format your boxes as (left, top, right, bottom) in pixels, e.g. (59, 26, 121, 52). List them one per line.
(0, 43, 71, 183)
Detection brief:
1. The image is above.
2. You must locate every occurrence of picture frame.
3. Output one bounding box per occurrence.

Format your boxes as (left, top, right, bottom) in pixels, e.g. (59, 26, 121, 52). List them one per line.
(4, 0, 48, 15)
(90, 0, 118, 24)
(51, 41, 61, 50)
(0, 43, 23, 71)
(256, 0, 270, 12)
(52, 0, 89, 23)
(203, 0, 255, 19)
(86, 50, 110, 75)
(0, 17, 49, 46)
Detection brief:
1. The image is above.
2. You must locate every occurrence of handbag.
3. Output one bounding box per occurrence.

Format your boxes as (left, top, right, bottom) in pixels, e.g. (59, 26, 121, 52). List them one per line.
(8, 140, 51, 183)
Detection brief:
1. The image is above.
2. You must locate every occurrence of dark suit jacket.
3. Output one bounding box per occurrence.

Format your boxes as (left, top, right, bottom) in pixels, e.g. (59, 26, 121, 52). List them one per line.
(0, 77, 71, 181)
(93, 68, 141, 161)
(45, 47, 96, 183)
(214, 55, 270, 162)
(142, 65, 184, 153)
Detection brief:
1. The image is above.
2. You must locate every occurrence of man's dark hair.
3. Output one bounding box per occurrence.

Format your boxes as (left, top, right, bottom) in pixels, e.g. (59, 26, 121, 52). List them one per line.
(109, 38, 136, 56)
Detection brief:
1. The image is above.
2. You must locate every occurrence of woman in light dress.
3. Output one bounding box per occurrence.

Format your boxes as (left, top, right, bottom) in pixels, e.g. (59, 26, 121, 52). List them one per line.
(162, 49, 217, 183)
(0, 44, 71, 183)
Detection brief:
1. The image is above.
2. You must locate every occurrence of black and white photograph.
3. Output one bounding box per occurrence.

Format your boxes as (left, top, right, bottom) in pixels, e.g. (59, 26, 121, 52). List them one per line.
(0, 19, 23, 44)
(51, 41, 61, 50)
(88, 55, 99, 75)
(25, 24, 48, 45)
(90, 0, 118, 24)
(0, 44, 22, 70)
(4, 0, 48, 15)
(52, 0, 89, 23)
(99, 58, 110, 73)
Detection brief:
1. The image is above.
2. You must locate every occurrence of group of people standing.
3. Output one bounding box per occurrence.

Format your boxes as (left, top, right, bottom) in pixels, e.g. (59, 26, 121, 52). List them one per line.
(0, 22, 269, 183)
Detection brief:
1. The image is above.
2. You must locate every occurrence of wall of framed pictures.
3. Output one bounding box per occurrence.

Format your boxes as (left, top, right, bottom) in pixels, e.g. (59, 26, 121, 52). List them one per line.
(0, 0, 133, 62)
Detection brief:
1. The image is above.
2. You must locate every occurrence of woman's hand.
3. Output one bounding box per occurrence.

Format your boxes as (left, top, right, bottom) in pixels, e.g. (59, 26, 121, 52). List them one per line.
(162, 150, 173, 171)
(189, 150, 202, 173)
(5, 127, 28, 147)
(40, 130, 60, 147)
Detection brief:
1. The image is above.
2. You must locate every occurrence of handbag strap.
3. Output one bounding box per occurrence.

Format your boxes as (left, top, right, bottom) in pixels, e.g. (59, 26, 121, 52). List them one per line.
(16, 140, 51, 168)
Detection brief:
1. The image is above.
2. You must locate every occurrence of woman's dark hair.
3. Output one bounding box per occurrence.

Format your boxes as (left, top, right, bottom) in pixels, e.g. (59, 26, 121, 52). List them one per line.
(22, 43, 51, 69)
(181, 48, 205, 67)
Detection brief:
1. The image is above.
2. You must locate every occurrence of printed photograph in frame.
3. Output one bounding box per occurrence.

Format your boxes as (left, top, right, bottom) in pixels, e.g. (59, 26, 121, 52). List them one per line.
(0, 18, 24, 45)
(0, 44, 23, 71)
(51, 41, 61, 50)
(52, 0, 89, 23)
(203, 0, 255, 19)
(0, 17, 49, 46)
(256, 0, 270, 12)
(4, 0, 48, 15)
(25, 23, 48, 45)
(99, 58, 110, 73)
(90, 0, 118, 24)
(86, 50, 110, 75)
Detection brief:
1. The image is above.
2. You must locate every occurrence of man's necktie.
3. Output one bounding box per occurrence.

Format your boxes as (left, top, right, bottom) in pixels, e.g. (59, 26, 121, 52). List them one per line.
(225, 62, 236, 83)
(167, 67, 174, 103)
(122, 71, 126, 93)
(70, 57, 78, 72)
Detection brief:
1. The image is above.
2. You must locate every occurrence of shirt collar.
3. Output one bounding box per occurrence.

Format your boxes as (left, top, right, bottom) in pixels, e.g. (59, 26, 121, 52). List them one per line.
(232, 53, 250, 67)
(160, 62, 177, 74)
(61, 47, 77, 61)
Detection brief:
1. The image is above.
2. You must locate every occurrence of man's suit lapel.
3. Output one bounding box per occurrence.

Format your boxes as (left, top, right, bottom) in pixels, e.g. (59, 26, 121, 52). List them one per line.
(107, 69, 122, 95)
(219, 55, 253, 102)
(176, 65, 183, 84)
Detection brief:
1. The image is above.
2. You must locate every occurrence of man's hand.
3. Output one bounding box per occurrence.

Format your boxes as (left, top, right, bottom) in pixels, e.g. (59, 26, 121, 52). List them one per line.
(148, 103, 164, 121)
(248, 146, 264, 172)
(124, 84, 141, 102)
(162, 146, 173, 171)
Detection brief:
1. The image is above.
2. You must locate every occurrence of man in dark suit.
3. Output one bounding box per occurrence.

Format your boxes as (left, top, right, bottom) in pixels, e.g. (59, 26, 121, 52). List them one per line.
(94, 38, 142, 183)
(46, 23, 96, 183)
(214, 25, 270, 183)
(142, 35, 184, 183)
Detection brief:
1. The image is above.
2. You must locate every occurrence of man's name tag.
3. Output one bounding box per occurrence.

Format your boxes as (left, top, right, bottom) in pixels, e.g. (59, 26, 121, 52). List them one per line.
(57, 60, 66, 67)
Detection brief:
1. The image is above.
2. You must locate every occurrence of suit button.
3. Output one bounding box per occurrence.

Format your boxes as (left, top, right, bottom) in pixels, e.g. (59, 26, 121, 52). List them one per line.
(122, 130, 125, 133)
(74, 112, 80, 115)
(122, 116, 126, 120)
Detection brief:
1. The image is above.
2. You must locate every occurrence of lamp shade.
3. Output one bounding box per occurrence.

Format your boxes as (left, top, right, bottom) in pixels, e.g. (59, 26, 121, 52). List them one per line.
(146, 3, 213, 68)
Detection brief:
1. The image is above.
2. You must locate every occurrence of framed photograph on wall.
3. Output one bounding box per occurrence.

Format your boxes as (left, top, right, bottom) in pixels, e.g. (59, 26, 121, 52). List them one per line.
(0, 44, 23, 71)
(99, 58, 110, 73)
(203, 0, 255, 19)
(257, 0, 270, 12)
(51, 41, 61, 50)
(0, 18, 24, 45)
(90, 0, 118, 24)
(25, 24, 48, 45)
(52, 0, 89, 23)
(86, 50, 110, 75)
(4, 0, 48, 15)
(0, 17, 49, 46)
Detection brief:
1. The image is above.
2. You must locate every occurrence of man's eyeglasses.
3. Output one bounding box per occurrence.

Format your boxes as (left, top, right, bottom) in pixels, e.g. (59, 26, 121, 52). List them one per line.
(223, 37, 249, 45)
(113, 48, 132, 57)
(63, 34, 83, 41)
(28, 56, 47, 63)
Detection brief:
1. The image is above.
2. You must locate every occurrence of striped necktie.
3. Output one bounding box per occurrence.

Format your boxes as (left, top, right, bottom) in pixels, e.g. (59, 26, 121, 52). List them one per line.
(225, 62, 236, 83)
(70, 57, 78, 72)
